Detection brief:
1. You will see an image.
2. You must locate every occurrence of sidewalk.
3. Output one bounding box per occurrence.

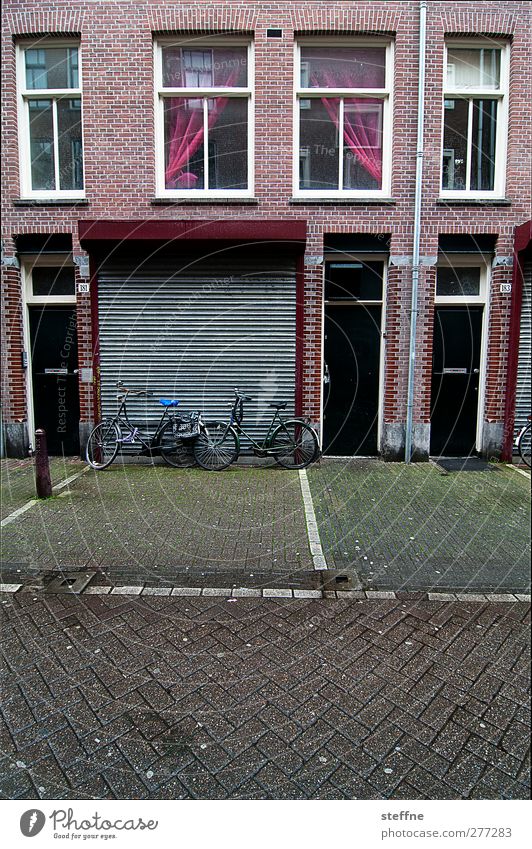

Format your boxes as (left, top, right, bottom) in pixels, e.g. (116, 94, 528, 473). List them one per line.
(1, 457, 529, 594)
(308, 460, 530, 593)
(0, 592, 529, 800)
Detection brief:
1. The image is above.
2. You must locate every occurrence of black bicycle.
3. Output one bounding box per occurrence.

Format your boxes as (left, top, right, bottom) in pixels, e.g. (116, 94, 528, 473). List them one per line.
(193, 389, 320, 471)
(515, 416, 531, 468)
(85, 383, 196, 470)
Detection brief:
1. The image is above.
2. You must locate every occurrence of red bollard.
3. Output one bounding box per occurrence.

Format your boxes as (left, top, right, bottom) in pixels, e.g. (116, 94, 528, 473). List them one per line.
(35, 428, 52, 498)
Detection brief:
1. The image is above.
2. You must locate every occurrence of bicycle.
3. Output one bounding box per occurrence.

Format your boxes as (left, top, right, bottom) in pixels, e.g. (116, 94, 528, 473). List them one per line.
(85, 382, 196, 470)
(515, 416, 531, 468)
(193, 389, 320, 471)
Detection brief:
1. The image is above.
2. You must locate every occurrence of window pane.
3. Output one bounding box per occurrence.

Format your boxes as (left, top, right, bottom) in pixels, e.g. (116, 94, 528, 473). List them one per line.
(164, 98, 205, 189)
(25, 47, 79, 89)
(32, 266, 75, 297)
(446, 48, 500, 89)
(300, 47, 386, 89)
(208, 98, 247, 189)
(57, 99, 84, 190)
(162, 46, 248, 88)
(325, 261, 383, 300)
(442, 99, 469, 190)
(343, 98, 383, 190)
(299, 99, 339, 190)
(470, 99, 497, 191)
(28, 99, 55, 190)
(437, 267, 481, 297)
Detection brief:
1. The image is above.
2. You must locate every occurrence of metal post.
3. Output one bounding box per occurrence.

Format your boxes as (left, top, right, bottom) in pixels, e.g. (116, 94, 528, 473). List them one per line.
(405, 0, 428, 463)
(35, 428, 52, 498)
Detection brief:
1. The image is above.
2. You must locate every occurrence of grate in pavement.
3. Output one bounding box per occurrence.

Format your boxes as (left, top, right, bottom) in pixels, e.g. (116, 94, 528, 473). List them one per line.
(432, 457, 499, 472)
(42, 570, 97, 594)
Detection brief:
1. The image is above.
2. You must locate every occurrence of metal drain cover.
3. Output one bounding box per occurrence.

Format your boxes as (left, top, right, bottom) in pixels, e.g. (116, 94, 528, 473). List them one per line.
(44, 571, 96, 594)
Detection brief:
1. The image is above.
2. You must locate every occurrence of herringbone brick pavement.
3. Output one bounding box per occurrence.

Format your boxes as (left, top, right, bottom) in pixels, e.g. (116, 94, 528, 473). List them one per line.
(0, 594, 529, 800)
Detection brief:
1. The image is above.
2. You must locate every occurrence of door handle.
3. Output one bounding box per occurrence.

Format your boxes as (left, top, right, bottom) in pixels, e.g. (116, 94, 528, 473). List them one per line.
(473, 369, 479, 374)
(324, 363, 330, 385)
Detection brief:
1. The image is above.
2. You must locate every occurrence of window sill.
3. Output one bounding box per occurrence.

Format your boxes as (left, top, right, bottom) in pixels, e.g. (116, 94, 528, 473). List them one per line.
(290, 197, 396, 205)
(437, 197, 512, 207)
(151, 197, 259, 205)
(13, 198, 89, 207)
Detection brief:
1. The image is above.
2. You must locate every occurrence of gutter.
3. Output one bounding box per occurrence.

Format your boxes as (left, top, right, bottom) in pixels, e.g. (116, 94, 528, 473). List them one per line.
(405, 0, 428, 462)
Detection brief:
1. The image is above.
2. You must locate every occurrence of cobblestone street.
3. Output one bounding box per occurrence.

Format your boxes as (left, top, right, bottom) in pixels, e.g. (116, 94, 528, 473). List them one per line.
(0, 592, 529, 800)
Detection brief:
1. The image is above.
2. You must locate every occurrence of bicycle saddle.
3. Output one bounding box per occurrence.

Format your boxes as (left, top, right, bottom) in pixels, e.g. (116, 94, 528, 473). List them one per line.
(269, 401, 287, 409)
(159, 399, 180, 407)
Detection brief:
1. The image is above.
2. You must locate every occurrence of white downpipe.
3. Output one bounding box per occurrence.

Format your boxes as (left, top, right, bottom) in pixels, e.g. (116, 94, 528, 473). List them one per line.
(405, 0, 428, 463)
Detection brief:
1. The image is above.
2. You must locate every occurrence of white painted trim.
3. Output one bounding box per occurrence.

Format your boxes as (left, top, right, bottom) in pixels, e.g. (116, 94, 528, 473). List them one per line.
(154, 39, 254, 196)
(506, 463, 531, 479)
(433, 259, 490, 453)
(17, 40, 85, 198)
(440, 41, 509, 198)
(21, 257, 78, 449)
(293, 39, 393, 197)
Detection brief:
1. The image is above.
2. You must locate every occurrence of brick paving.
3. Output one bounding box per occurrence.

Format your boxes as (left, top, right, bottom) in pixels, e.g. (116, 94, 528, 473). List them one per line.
(0, 592, 529, 800)
(0, 458, 84, 521)
(1, 463, 313, 576)
(308, 460, 531, 592)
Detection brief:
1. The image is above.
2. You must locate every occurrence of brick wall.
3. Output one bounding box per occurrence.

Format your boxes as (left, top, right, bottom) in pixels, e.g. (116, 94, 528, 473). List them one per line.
(2, 0, 531, 458)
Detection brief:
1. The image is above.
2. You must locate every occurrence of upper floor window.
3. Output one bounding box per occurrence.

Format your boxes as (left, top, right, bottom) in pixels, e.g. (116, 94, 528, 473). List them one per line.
(295, 41, 393, 196)
(17, 42, 84, 197)
(442, 43, 508, 196)
(155, 39, 253, 196)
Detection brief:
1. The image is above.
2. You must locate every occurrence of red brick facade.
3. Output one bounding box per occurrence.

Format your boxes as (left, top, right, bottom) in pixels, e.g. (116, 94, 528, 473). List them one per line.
(1, 0, 531, 459)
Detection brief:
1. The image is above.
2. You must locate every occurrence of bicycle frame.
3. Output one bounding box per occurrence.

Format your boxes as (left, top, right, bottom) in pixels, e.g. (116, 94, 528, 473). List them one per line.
(224, 399, 305, 456)
(106, 394, 176, 453)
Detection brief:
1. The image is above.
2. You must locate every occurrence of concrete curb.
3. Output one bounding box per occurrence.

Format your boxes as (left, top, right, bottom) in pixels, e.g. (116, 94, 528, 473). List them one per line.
(0, 582, 528, 603)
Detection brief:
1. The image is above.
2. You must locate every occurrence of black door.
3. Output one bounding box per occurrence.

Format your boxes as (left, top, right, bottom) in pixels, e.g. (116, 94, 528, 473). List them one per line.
(323, 305, 381, 455)
(430, 306, 483, 456)
(29, 306, 80, 455)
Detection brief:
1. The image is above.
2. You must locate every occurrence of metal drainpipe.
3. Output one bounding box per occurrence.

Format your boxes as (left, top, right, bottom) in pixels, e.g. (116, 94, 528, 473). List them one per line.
(405, 0, 428, 463)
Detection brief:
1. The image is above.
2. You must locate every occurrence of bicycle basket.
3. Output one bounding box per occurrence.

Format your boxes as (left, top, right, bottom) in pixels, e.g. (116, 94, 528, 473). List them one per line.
(174, 411, 200, 439)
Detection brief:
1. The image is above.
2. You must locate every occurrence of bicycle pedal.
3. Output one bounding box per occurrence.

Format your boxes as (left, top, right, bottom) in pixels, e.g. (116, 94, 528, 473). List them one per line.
(253, 448, 267, 457)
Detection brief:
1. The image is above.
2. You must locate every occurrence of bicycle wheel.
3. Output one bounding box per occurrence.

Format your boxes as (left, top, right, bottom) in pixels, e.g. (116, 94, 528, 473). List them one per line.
(518, 423, 531, 468)
(85, 421, 120, 470)
(159, 421, 196, 468)
(193, 422, 239, 471)
(270, 419, 319, 469)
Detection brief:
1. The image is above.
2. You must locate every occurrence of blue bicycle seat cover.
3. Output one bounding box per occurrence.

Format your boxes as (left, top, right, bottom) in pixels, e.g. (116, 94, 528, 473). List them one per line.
(159, 399, 180, 407)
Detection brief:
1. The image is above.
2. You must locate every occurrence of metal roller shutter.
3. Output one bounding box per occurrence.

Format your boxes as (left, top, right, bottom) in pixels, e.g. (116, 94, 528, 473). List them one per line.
(515, 261, 531, 433)
(97, 252, 297, 442)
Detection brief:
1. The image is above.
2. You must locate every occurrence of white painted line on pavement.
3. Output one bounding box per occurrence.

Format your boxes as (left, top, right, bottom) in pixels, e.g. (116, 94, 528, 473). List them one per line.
(1, 465, 89, 528)
(505, 463, 531, 480)
(1, 500, 38, 528)
(299, 468, 328, 571)
(0, 583, 22, 593)
(52, 466, 90, 492)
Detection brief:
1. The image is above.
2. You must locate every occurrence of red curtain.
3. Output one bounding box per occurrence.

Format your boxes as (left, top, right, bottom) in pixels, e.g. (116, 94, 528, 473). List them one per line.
(311, 71, 383, 185)
(165, 68, 239, 188)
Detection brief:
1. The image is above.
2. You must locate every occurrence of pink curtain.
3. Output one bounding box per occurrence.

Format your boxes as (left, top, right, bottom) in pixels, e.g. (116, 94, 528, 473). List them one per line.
(313, 71, 383, 185)
(165, 68, 239, 188)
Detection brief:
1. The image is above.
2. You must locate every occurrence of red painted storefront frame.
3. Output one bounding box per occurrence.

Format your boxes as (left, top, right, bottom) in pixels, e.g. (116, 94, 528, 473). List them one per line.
(81, 219, 307, 424)
(502, 219, 532, 461)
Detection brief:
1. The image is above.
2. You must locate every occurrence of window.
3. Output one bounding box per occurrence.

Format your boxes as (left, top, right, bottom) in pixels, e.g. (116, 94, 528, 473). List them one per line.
(295, 42, 393, 196)
(155, 40, 253, 196)
(441, 43, 508, 196)
(24, 256, 77, 304)
(435, 262, 487, 304)
(17, 42, 84, 197)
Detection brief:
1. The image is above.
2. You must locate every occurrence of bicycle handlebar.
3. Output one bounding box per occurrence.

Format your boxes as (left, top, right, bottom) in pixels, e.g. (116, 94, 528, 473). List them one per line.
(233, 388, 252, 401)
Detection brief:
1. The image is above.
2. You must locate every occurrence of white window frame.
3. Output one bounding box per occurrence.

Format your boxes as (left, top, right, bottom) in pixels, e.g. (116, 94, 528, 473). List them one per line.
(16, 39, 85, 199)
(440, 40, 509, 199)
(154, 38, 254, 198)
(293, 38, 393, 198)
(21, 255, 77, 450)
(434, 256, 491, 450)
